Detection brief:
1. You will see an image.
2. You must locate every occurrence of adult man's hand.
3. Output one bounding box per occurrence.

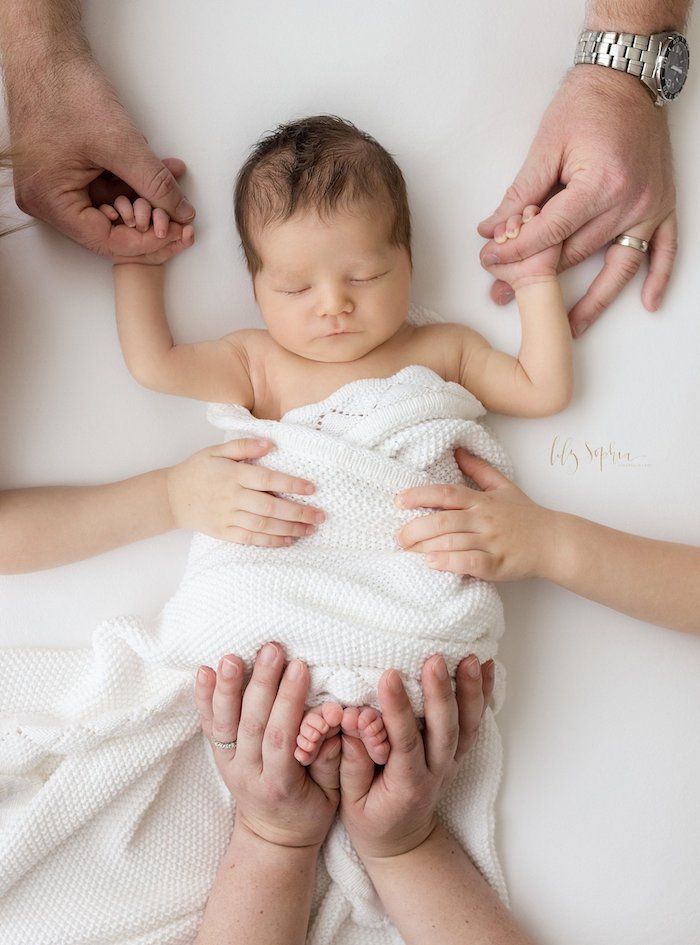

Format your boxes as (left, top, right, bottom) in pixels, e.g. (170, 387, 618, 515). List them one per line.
(2, 16, 196, 258)
(478, 65, 677, 337)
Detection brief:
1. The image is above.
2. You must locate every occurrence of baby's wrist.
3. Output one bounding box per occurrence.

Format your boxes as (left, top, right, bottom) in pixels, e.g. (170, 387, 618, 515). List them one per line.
(512, 272, 559, 294)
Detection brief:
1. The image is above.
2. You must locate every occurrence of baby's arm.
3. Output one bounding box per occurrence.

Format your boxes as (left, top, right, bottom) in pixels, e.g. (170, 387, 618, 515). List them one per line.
(109, 198, 254, 406)
(459, 206, 573, 418)
(113, 263, 254, 405)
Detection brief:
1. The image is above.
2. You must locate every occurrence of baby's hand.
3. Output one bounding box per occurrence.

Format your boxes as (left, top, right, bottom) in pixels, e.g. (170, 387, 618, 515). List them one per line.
(100, 197, 195, 265)
(479, 205, 561, 292)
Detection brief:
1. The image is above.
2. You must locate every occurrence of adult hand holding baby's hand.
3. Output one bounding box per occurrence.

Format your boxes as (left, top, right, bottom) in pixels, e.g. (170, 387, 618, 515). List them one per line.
(167, 438, 325, 546)
(478, 66, 676, 336)
(479, 205, 561, 292)
(338, 654, 494, 861)
(4, 45, 195, 259)
(395, 448, 556, 581)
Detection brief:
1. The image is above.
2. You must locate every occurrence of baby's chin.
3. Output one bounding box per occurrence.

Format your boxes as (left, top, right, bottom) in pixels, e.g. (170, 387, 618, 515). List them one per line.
(285, 332, 384, 363)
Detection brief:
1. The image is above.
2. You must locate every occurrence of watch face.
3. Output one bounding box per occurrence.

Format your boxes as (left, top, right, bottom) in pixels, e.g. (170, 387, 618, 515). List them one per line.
(659, 35, 689, 100)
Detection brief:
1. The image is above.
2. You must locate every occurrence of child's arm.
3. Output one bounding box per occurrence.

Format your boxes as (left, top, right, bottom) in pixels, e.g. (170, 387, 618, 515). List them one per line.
(457, 206, 573, 418)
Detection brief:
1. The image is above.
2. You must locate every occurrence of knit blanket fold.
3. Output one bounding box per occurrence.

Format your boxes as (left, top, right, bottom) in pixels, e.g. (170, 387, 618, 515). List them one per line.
(0, 304, 513, 945)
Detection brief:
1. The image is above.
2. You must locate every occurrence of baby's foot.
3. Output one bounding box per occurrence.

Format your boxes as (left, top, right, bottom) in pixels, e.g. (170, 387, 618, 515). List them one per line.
(342, 705, 390, 765)
(493, 204, 540, 244)
(294, 701, 343, 766)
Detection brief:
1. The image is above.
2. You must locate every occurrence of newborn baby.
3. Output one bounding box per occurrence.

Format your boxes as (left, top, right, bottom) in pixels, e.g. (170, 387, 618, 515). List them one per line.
(109, 113, 572, 768)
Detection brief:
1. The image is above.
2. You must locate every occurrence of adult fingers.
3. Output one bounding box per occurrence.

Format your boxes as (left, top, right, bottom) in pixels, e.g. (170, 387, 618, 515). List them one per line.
(339, 734, 375, 803)
(421, 655, 460, 775)
(397, 510, 477, 550)
(262, 658, 310, 788)
(567, 225, 655, 337)
(642, 211, 678, 312)
(88, 157, 187, 208)
(454, 657, 492, 763)
(558, 207, 625, 272)
(104, 139, 195, 224)
(480, 181, 605, 265)
(236, 642, 285, 770)
(194, 654, 244, 745)
(477, 147, 557, 238)
(454, 448, 510, 491)
(209, 655, 245, 749)
(377, 670, 426, 780)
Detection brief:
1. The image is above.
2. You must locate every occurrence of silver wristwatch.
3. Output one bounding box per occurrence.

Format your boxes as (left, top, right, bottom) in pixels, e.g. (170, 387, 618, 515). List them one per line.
(574, 29, 690, 106)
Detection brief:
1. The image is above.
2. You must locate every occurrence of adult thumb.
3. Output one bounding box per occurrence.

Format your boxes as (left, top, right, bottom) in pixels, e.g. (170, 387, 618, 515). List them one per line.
(477, 148, 555, 238)
(455, 448, 507, 491)
(107, 139, 195, 224)
(339, 735, 374, 803)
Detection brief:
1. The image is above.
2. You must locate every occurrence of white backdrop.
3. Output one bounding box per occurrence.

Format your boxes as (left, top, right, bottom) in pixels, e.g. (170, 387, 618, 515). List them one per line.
(1, 2, 699, 943)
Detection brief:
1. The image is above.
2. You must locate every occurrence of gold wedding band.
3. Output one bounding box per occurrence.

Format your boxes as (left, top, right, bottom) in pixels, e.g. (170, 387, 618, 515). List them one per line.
(613, 234, 649, 253)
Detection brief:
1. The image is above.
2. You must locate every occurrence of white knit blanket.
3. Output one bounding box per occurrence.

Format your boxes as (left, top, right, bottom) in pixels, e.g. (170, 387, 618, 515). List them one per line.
(0, 304, 514, 945)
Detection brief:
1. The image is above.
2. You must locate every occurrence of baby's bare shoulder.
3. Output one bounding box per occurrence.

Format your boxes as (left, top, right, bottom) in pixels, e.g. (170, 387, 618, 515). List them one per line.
(408, 322, 489, 382)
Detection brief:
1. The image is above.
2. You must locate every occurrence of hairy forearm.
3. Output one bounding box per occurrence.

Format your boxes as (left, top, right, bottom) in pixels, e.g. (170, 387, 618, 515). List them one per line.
(362, 822, 536, 945)
(0, 470, 174, 574)
(514, 279, 573, 414)
(114, 264, 175, 388)
(0, 0, 88, 59)
(194, 820, 319, 945)
(585, 0, 692, 32)
(542, 511, 700, 635)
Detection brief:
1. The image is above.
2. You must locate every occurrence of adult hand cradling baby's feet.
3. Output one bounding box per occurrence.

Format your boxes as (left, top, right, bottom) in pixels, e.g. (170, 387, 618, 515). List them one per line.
(194, 643, 494, 857)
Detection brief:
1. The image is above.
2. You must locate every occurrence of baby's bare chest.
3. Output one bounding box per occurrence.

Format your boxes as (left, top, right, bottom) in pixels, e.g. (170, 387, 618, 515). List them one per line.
(248, 327, 461, 421)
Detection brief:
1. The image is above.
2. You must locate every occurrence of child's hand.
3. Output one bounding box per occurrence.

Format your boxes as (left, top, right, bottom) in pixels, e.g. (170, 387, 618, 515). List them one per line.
(100, 197, 195, 265)
(166, 438, 326, 546)
(395, 447, 558, 582)
(479, 205, 561, 293)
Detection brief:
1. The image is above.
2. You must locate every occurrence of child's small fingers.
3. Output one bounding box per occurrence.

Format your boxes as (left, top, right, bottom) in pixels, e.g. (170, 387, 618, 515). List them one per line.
(114, 195, 136, 227)
(133, 197, 153, 233)
(98, 204, 119, 222)
(522, 205, 540, 223)
(505, 214, 522, 239)
(153, 207, 170, 239)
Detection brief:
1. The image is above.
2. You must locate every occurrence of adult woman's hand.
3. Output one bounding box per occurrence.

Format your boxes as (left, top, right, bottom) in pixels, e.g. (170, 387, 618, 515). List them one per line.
(395, 447, 555, 581)
(194, 642, 340, 848)
(338, 652, 495, 860)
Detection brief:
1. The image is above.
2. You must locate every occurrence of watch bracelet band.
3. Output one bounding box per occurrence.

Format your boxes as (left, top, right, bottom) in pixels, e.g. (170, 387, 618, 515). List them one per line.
(574, 29, 664, 102)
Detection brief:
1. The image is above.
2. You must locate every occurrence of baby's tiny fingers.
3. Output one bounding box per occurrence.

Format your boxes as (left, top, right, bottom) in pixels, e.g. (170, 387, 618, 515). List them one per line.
(153, 207, 170, 239)
(98, 204, 120, 222)
(493, 221, 508, 245)
(522, 205, 540, 223)
(505, 213, 523, 239)
(133, 197, 153, 233)
(114, 195, 136, 227)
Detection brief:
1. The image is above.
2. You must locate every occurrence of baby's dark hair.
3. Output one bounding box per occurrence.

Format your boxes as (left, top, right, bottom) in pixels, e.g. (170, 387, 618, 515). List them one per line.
(233, 114, 412, 277)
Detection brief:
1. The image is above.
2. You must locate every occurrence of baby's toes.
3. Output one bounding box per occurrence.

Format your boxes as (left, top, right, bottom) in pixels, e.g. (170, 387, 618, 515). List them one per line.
(295, 710, 328, 765)
(505, 213, 523, 239)
(522, 204, 541, 223)
(493, 221, 507, 244)
(341, 705, 362, 738)
(133, 197, 153, 233)
(320, 701, 343, 732)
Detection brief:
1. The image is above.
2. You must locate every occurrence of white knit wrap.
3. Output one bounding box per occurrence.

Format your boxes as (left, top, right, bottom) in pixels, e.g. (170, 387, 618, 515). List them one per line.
(0, 303, 513, 944)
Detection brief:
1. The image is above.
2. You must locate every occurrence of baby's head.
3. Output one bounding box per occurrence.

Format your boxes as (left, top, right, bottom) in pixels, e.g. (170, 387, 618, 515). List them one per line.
(234, 115, 412, 363)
